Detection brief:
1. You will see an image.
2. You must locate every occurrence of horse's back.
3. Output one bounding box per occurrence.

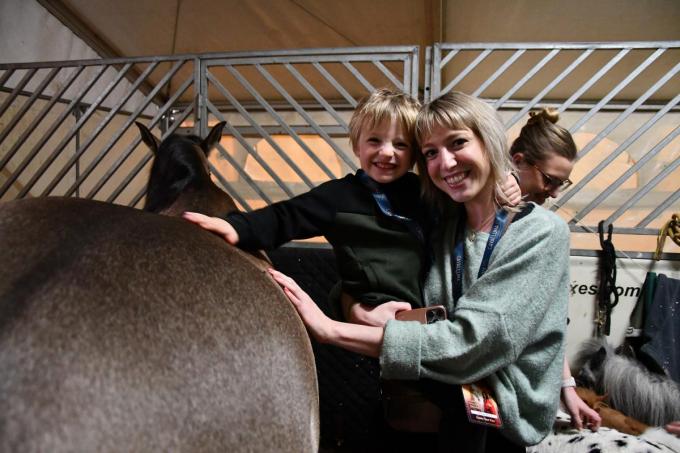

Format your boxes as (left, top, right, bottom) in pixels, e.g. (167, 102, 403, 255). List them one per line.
(0, 197, 318, 452)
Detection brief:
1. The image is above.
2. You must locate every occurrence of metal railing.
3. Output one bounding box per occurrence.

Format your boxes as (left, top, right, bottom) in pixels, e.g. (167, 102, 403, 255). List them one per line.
(427, 42, 680, 239)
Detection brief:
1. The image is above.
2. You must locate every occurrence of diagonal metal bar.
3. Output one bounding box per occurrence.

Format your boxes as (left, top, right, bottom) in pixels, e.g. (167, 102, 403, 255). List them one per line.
(372, 60, 403, 91)
(0, 66, 83, 170)
(208, 70, 314, 190)
(205, 95, 294, 199)
(312, 62, 357, 107)
(15, 63, 133, 198)
(636, 190, 680, 228)
(439, 48, 460, 69)
(87, 76, 192, 199)
(226, 65, 337, 181)
(558, 48, 630, 114)
(494, 49, 560, 109)
(505, 49, 594, 128)
(0, 68, 38, 117)
(605, 148, 680, 226)
(555, 61, 680, 209)
(576, 61, 680, 159)
(341, 61, 375, 93)
(0, 68, 16, 88)
(106, 103, 192, 204)
(64, 60, 185, 197)
(0, 67, 60, 146)
(256, 64, 357, 170)
(40, 62, 160, 197)
(472, 49, 525, 97)
(572, 117, 680, 224)
(441, 49, 492, 96)
(206, 106, 278, 205)
(0, 64, 109, 198)
(568, 48, 666, 133)
(285, 63, 349, 130)
(206, 160, 253, 211)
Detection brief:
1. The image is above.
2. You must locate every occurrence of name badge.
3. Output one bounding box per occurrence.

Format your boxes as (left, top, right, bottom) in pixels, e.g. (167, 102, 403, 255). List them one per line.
(461, 382, 502, 428)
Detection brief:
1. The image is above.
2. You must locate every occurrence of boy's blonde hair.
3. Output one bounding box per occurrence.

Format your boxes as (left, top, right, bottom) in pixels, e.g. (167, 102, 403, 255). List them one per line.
(415, 91, 515, 207)
(348, 88, 421, 151)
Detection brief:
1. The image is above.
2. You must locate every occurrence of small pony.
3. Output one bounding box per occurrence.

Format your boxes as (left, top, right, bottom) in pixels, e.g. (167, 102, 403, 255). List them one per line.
(575, 337, 680, 426)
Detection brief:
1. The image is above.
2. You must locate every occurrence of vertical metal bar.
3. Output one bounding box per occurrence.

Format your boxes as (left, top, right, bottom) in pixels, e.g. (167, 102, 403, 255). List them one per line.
(557, 48, 630, 114)
(198, 57, 208, 137)
(15, 63, 134, 198)
(472, 49, 525, 98)
(0, 66, 83, 169)
(0, 67, 60, 146)
(432, 43, 442, 98)
(441, 49, 492, 95)
(63, 60, 186, 197)
(226, 65, 337, 180)
(493, 49, 560, 109)
(257, 64, 357, 170)
(424, 46, 432, 102)
(208, 71, 314, 189)
(568, 48, 666, 133)
(40, 62, 161, 197)
(410, 46, 419, 98)
(0, 64, 109, 198)
(505, 49, 594, 128)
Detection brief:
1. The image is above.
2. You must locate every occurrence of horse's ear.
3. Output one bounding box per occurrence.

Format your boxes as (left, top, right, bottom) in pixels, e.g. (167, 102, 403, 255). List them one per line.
(136, 122, 161, 153)
(201, 121, 227, 155)
(591, 346, 608, 369)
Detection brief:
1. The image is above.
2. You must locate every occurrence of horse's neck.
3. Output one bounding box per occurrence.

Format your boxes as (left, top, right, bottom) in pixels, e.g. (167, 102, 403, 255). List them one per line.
(159, 183, 237, 218)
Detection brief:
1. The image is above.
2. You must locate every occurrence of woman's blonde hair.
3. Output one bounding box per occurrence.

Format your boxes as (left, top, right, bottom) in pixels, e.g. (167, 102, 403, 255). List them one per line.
(415, 91, 514, 208)
(509, 107, 577, 164)
(348, 88, 421, 151)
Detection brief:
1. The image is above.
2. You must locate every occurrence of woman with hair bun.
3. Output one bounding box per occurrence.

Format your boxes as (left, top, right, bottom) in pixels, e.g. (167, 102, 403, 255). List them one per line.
(510, 108, 576, 205)
(511, 109, 602, 432)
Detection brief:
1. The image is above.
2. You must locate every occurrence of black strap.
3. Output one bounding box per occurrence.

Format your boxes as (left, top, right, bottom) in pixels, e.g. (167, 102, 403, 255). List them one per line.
(597, 220, 619, 336)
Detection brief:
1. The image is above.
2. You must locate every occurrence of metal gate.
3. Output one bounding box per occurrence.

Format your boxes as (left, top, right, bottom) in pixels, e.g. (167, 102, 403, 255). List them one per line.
(427, 41, 680, 255)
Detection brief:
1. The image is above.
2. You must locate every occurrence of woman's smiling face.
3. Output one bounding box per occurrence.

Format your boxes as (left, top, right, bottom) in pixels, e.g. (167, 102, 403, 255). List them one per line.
(420, 124, 493, 204)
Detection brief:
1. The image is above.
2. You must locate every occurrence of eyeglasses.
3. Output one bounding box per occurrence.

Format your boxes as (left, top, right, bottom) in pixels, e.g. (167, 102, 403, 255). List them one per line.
(532, 164, 573, 191)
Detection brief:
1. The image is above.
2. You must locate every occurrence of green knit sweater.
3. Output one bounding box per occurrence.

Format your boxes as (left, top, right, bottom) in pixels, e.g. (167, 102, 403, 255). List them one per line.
(379, 204, 569, 446)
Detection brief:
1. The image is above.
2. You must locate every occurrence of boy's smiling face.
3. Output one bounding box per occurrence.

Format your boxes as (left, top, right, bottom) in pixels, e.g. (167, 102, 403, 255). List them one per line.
(354, 118, 414, 184)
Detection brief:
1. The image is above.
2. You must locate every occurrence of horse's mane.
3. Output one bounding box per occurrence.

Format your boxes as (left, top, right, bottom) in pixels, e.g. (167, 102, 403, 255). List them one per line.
(144, 134, 212, 213)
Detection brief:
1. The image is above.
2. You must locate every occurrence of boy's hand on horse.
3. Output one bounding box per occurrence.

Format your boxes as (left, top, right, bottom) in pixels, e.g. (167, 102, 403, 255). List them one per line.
(182, 212, 239, 244)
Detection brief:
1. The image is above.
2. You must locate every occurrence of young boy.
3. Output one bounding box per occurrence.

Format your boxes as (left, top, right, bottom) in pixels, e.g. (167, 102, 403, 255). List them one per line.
(184, 88, 429, 310)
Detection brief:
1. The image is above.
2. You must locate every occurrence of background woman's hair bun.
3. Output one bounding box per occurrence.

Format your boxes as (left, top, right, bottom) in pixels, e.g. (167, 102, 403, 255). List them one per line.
(528, 107, 559, 125)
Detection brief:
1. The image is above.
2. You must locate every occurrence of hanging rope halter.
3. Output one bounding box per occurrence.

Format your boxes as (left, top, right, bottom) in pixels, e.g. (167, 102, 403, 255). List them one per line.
(597, 221, 619, 337)
(653, 213, 680, 260)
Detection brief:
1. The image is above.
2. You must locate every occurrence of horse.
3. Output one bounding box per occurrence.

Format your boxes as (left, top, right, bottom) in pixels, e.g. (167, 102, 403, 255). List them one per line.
(0, 122, 319, 452)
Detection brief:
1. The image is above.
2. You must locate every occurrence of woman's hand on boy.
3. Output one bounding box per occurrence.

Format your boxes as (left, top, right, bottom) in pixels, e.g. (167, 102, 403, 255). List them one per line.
(182, 212, 239, 244)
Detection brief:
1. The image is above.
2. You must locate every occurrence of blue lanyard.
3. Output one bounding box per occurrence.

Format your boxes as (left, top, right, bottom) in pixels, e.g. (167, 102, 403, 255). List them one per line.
(357, 170, 425, 245)
(451, 209, 509, 303)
